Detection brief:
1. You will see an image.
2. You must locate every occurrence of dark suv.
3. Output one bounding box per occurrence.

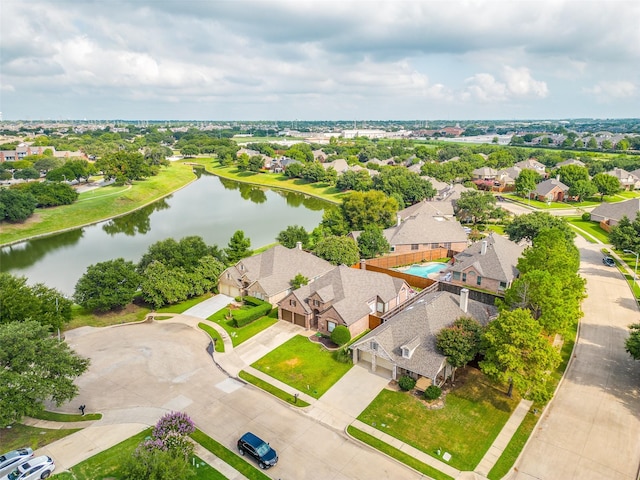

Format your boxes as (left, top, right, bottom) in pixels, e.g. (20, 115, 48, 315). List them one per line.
(237, 432, 278, 469)
(603, 256, 615, 267)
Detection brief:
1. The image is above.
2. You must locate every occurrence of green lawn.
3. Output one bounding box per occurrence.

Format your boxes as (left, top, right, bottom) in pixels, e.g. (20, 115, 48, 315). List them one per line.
(357, 368, 520, 471)
(239, 370, 310, 407)
(157, 294, 214, 313)
(31, 411, 102, 422)
(487, 411, 539, 480)
(347, 426, 453, 480)
(565, 216, 610, 243)
(204, 161, 344, 204)
(65, 304, 151, 331)
(207, 308, 278, 347)
(251, 335, 353, 399)
(1, 162, 197, 246)
(0, 424, 80, 452)
(198, 322, 225, 352)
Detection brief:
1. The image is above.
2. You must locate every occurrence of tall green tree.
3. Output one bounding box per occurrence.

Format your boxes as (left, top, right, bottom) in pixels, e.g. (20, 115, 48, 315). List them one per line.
(556, 164, 590, 187)
(514, 169, 539, 197)
(372, 167, 436, 207)
(609, 213, 640, 252)
(568, 179, 597, 202)
(592, 173, 620, 200)
(341, 190, 398, 231)
(480, 309, 561, 402)
(357, 225, 390, 259)
(505, 211, 575, 243)
(0, 273, 72, 331)
(277, 225, 309, 249)
(313, 236, 360, 266)
(0, 320, 90, 426)
(74, 259, 141, 312)
(455, 190, 498, 224)
(0, 188, 37, 222)
(225, 230, 252, 264)
(436, 317, 484, 381)
(518, 228, 580, 276)
(626, 323, 640, 360)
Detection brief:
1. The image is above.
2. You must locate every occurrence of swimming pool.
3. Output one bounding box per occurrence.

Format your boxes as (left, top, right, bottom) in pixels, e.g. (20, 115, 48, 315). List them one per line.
(399, 263, 449, 277)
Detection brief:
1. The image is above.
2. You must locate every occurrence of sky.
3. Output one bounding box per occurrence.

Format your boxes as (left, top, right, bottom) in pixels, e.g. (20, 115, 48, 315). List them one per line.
(1, 0, 639, 121)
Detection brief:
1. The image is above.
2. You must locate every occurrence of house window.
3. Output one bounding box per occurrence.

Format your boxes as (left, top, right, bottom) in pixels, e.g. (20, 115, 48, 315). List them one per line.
(289, 299, 297, 307)
(462, 273, 467, 282)
(452, 272, 461, 281)
(370, 341, 378, 351)
(499, 281, 507, 290)
(390, 246, 396, 252)
(313, 299, 320, 307)
(401, 347, 410, 359)
(327, 321, 336, 333)
(477, 276, 482, 286)
(377, 301, 384, 313)
(411, 244, 419, 251)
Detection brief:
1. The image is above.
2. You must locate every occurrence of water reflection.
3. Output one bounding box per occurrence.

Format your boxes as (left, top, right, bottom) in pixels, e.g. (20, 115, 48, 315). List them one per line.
(102, 198, 171, 236)
(0, 228, 85, 271)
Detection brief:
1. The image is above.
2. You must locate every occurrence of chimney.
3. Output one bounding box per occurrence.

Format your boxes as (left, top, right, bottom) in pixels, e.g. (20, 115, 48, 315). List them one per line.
(296, 241, 302, 250)
(556, 174, 560, 181)
(397, 216, 401, 226)
(360, 259, 366, 270)
(460, 288, 469, 313)
(481, 240, 487, 255)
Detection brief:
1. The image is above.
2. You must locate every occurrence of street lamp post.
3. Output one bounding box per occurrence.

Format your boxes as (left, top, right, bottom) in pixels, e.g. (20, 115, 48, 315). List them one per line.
(624, 249, 639, 287)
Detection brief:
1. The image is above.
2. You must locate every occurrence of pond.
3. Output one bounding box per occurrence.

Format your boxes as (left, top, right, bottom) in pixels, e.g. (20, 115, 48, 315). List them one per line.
(0, 172, 330, 296)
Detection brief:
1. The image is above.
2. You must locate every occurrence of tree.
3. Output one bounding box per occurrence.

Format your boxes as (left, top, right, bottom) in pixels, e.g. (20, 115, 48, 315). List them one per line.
(277, 225, 309, 249)
(318, 206, 350, 236)
(0, 188, 37, 222)
(225, 230, 252, 264)
(180, 145, 199, 157)
(626, 323, 640, 360)
(372, 167, 436, 207)
(14, 167, 40, 181)
(122, 449, 195, 480)
(436, 317, 483, 381)
(138, 236, 225, 274)
(568, 179, 597, 202)
(74, 259, 141, 312)
(19, 181, 79, 207)
(248, 155, 264, 172)
(514, 169, 539, 197)
(0, 273, 72, 331)
(0, 321, 89, 426)
(587, 137, 598, 149)
(140, 261, 191, 309)
(313, 236, 360, 266)
(341, 190, 398, 231)
(518, 228, 580, 277)
(331, 325, 351, 346)
(301, 162, 327, 183)
(592, 173, 620, 200)
(601, 139, 613, 150)
(357, 225, 390, 259)
(609, 213, 640, 252)
(505, 211, 575, 243)
(556, 164, 590, 188)
(291, 273, 309, 289)
(335, 170, 373, 192)
(455, 190, 498, 224)
(480, 309, 561, 402)
(96, 151, 153, 183)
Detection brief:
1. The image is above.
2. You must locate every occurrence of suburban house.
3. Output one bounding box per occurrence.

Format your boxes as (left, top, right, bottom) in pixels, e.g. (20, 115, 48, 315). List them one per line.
(533, 177, 570, 202)
(555, 158, 586, 168)
(349, 201, 468, 255)
(443, 233, 525, 294)
(277, 265, 411, 337)
(217, 245, 334, 304)
(606, 168, 640, 191)
(472, 167, 498, 181)
(590, 198, 640, 228)
(351, 288, 497, 384)
(514, 158, 547, 176)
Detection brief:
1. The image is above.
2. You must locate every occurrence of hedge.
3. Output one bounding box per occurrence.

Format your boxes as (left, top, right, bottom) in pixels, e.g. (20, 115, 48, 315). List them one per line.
(229, 301, 273, 328)
(243, 295, 267, 307)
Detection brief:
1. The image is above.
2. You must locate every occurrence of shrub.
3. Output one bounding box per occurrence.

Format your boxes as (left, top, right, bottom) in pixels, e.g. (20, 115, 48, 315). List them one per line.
(581, 212, 591, 221)
(330, 325, 351, 346)
(398, 375, 416, 391)
(332, 347, 352, 364)
(242, 295, 266, 307)
(230, 302, 272, 327)
(424, 385, 442, 400)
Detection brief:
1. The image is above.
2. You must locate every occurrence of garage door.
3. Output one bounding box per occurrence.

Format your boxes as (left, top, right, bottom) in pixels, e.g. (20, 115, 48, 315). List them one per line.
(294, 313, 306, 327)
(357, 350, 393, 379)
(281, 310, 292, 322)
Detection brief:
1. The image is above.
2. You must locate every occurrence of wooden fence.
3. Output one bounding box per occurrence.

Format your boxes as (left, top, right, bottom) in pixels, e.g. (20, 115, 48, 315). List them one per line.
(362, 248, 450, 269)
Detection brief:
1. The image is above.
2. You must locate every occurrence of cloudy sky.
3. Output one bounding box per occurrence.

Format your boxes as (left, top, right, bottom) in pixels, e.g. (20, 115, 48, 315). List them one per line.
(1, 0, 638, 121)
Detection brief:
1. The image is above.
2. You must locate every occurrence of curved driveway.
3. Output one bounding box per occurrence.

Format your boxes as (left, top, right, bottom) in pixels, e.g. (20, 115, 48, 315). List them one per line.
(58, 319, 421, 480)
(511, 236, 640, 480)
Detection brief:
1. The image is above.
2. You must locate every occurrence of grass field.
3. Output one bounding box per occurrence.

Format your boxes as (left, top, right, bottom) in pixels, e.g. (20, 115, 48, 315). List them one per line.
(238, 370, 310, 407)
(30, 411, 102, 422)
(198, 322, 225, 352)
(0, 424, 80, 452)
(357, 368, 520, 471)
(251, 335, 353, 399)
(565, 216, 610, 243)
(0, 162, 196, 246)
(207, 308, 279, 347)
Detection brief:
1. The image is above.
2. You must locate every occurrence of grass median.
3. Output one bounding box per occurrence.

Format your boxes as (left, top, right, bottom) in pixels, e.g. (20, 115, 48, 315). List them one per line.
(238, 370, 310, 407)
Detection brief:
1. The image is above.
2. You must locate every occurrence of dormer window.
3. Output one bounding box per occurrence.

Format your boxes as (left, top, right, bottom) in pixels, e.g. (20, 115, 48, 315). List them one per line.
(370, 341, 378, 351)
(401, 346, 410, 359)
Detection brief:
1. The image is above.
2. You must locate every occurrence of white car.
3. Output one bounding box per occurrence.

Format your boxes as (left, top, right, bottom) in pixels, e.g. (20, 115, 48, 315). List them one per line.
(0, 449, 33, 477)
(1, 456, 55, 480)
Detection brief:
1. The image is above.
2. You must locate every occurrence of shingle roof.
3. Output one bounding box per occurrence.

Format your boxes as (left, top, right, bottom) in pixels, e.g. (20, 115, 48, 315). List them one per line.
(591, 198, 640, 223)
(288, 265, 408, 326)
(353, 291, 497, 378)
(233, 245, 334, 298)
(399, 199, 455, 218)
(383, 213, 467, 246)
(447, 233, 525, 283)
(534, 178, 569, 196)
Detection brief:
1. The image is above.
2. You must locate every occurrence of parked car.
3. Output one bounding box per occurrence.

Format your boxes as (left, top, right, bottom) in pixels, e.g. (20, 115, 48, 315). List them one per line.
(1, 455, 55, 480)
(237, 432, 278, 469)
(603, 256, 615, 267)
(0, 449, 33, 477)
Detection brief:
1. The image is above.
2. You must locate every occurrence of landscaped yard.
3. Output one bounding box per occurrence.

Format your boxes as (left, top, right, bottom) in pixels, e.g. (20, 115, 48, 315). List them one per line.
(357, 368, 520, 471)
(0, 424, 80, 453)
(198, 322, 225, 352)
(207, 307, 278, 347)
(251, 335, 353, 399)
(565, 216, 610, 243)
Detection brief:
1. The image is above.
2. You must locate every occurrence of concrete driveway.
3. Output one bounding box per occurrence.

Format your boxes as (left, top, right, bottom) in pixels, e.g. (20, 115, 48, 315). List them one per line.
(182, 294, 234, 318)
(510, 237, 640, 480)
(49, 319, 421, 479)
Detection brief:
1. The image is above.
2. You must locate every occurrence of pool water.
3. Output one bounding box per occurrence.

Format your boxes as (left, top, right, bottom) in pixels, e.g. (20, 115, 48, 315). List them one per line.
(400, 263, 449, 277)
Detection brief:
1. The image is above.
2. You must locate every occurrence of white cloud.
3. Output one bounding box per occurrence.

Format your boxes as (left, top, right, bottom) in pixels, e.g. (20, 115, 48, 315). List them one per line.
(463, 67, 548, 102)
(584, 81, 637, 100)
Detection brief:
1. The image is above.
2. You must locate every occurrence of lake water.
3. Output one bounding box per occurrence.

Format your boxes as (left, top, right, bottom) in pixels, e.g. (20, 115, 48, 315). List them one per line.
(0, 172, 329, 296)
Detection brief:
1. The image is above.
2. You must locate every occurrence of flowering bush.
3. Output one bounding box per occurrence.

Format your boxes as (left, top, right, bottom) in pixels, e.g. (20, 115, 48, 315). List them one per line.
(139, 411, 196, 460)
(153, 411, 196, 439)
